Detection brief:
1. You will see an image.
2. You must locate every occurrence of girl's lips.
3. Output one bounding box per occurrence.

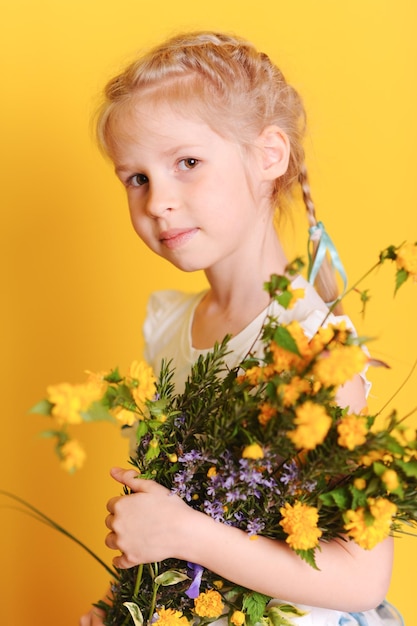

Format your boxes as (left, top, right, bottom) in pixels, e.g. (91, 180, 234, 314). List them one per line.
(159, 228, 199, 249)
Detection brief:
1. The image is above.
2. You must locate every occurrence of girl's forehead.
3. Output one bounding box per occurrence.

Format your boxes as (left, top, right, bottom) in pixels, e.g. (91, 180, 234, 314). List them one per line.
(108, 97, 234, 150)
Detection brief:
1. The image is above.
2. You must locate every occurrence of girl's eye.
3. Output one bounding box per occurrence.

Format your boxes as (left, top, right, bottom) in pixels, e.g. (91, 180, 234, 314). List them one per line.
(129, 173, 148, 187)
(178, 158, 200, 171)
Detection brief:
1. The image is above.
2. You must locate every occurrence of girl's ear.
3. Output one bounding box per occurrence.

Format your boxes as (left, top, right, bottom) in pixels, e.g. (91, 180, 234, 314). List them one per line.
(255, 125, 290, 180)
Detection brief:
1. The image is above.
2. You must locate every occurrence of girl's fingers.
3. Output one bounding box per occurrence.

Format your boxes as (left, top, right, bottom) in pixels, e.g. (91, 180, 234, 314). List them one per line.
(109, 467, 170, 495)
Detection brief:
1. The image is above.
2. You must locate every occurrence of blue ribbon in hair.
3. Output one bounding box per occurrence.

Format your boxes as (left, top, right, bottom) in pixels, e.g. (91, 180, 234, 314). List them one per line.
(307, 221, 348, 304)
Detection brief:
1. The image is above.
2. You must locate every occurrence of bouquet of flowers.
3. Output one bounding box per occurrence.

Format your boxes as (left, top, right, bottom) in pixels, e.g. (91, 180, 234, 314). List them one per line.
(29, 243, 417, 626)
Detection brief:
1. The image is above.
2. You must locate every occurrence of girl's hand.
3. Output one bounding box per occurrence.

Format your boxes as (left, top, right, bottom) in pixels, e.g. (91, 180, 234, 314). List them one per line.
(79, 606, 106, 625)
(105, 467, 194, 568)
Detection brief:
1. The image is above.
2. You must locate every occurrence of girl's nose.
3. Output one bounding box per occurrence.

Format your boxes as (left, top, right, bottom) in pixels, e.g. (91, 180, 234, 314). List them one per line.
(145, 183, 176, 218)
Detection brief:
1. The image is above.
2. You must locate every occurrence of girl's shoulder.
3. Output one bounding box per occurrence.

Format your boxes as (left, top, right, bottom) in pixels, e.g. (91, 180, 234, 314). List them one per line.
(143, 289, 206, 364)
(144, 289, 204, 325)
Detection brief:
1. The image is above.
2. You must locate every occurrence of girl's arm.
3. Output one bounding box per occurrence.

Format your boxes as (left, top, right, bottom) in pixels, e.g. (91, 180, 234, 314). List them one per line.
(105, 468, 393, 613)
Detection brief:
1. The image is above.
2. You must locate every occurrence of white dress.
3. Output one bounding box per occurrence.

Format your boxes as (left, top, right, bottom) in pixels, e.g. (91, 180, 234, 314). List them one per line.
(141, 275, 404, 626)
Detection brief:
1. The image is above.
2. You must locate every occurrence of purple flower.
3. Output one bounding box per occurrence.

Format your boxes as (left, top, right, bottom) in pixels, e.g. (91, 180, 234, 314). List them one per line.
(280, 460, 299, 485)
(246, 517, 265, 536)
(203, 499, 225, 521)
(185, 562, 204, 599)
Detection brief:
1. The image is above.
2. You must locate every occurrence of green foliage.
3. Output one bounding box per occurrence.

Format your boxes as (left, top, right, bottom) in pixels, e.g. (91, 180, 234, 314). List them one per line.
(242, 592, 272, 626)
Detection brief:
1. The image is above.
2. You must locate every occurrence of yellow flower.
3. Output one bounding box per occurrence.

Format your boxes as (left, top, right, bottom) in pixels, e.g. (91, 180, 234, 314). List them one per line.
(381, 469, 400, 492)
(194, 590, 224, 618)
(344, 498, 397, 550)
(392, 425, 416, 447)
(354, 478, 367, 491)
(242, 443, 264, 460)
(270, 321, 312, 373)
(47, 381, 102, 426)
(396, 242, 417, 279)
(111, 406, 137, 426)
(309, 325, 336, 355)
(258, 402, 277, 426)
(242, 366, 269, 386)
(129, 360, 157, 410)
(313, 345, 367, 388)
(231, 610, 246, 626)
(279, 501, 322, 550)
(154, 607, 190, 626)
(278, 376, 311, 407)
(207, 466, 217, 478)
(59, 439, 86, 472)
(286, 286, 305, 309)
(337, 414, 368, 450)
(84, 370, 108, 394)
(287, 401, 331, 450)
(360, 449, 393, 467)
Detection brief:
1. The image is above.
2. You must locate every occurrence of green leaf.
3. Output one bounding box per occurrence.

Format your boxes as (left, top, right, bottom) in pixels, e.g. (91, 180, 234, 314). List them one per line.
(105, 368, 123, 384)
(379, 245, 398, 262)
(38, 429, 62, 439)
(154, 570, 189, 586)
(264, 274, 290, 297)
(275, 290, 293, 310)
(30, 398, 54, 416)
(285, 257, 305, 276)
(242, 591, 271, 625)
(80, 401, 115, 422)
(372, 462, 388, 477)
(277, 604, 307, 617)
(273, 326, 300, 356)
(395, 268, 408, 293)
(319, 487, 349, 510)
(123, 602, 144, 626)
(396, 459, 417, 478)
(294, 548, 319, 570)
(267, 608, 294, 626)
(136, 421, 149, 441)
(145, 439, 160, 460)
(267, 604, 307, 626)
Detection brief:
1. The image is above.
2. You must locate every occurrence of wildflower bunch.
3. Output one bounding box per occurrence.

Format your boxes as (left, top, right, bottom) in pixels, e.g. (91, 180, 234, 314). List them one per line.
(30, 243, 417, 626)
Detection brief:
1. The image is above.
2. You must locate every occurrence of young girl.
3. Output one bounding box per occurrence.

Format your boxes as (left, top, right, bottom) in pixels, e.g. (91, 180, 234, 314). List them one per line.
(80, 31, 403, 626)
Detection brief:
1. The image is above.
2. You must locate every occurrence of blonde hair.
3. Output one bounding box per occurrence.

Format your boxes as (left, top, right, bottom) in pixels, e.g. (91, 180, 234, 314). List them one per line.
(97, 31, 340, 307)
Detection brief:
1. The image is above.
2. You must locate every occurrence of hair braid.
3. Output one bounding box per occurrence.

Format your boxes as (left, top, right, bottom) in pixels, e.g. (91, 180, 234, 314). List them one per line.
(299, 165, 343, 313)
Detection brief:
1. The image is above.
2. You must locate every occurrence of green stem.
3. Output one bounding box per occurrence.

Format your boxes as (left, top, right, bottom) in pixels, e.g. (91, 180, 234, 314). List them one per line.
(322, 260, 382, 323)
(0, 490, 117, 579)
(133, 563, 144, 599)
(376, 357, 417, 417)
(148, 582, 160, 624)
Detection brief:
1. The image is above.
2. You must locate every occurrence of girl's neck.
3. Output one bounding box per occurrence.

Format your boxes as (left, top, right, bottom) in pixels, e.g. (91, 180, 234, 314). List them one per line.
(191, 233, 288, 350)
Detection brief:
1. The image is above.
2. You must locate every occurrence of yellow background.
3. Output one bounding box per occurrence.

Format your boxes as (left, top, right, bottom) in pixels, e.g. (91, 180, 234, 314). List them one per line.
(1, 1, 416, 624)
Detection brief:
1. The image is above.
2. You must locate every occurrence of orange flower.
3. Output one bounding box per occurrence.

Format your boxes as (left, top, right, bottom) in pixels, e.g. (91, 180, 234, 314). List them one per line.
(287, 401, 331, 450)
(313, 345, 367, 388)
(279, 501, 322, 550)
(59, 439, 86, 472)
(344, 498, 397, 550)
(337, 414, 368, 450)
(278, 376, 311, 407)
(154, 608, 190, 626)
(396, 242, 417, 279)
(194, 590, 224, 618)
(258, 402, 277, 426)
